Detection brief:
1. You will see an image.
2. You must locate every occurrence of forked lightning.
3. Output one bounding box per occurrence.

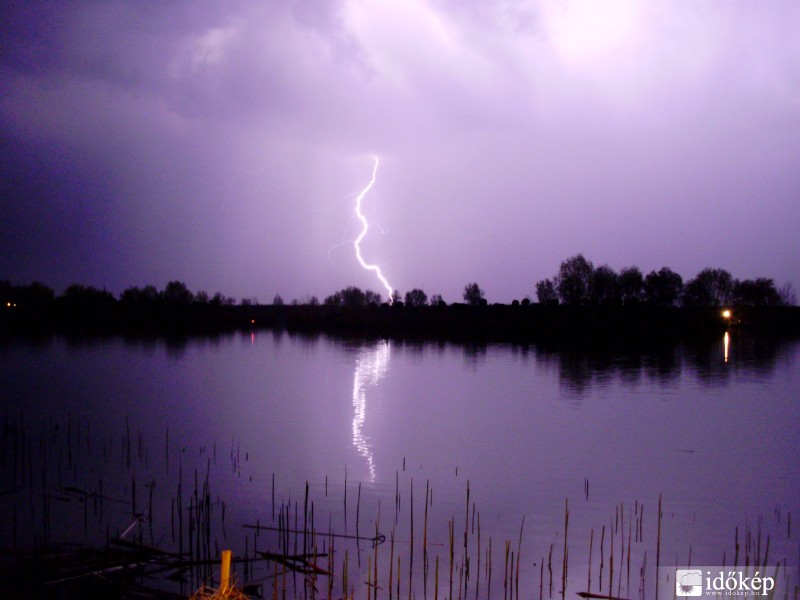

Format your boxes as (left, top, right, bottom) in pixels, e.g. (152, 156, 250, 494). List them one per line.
(353, 156, 394, 303)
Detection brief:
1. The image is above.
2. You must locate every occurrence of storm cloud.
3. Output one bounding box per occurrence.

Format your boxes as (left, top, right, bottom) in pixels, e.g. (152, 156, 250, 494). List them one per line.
(2, 0, 798, 303)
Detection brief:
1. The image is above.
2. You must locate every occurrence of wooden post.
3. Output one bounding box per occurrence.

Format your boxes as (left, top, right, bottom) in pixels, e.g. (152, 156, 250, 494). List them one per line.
(221, 549, 232, 592)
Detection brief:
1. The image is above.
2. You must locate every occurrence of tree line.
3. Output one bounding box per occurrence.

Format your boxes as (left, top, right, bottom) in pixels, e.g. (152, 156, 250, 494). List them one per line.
(0, 280, 243, 311)
(532, 254, 795, 308)
(1, 255, 795, 314)
(322, 255, 795, 309)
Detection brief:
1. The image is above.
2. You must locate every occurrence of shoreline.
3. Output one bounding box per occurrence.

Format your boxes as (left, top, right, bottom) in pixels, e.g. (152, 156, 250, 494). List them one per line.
(2, 304, 800, 346)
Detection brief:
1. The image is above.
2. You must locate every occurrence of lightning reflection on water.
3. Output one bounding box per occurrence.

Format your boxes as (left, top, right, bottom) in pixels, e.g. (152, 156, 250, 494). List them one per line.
(351, 340, 391, 482)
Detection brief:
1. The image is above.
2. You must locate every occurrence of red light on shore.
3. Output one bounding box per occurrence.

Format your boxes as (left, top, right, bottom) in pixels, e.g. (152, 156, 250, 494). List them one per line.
(251, 319, 255, 324)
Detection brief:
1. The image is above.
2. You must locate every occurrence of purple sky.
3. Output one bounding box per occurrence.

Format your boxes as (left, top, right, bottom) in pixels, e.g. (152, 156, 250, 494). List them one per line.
(2, 1, 798, 303)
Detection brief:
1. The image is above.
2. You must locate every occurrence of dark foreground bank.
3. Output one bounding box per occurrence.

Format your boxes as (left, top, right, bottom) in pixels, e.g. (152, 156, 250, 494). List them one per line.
(2, 302, 799, 346)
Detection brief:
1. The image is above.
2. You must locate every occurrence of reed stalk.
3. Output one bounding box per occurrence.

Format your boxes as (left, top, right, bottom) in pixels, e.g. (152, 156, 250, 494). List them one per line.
(487, 538, 493, 600)
(424, 480, 430, 600)
(562, 499, 569, 600)
(409, 478, 414, 600)
(655, 493, 662, 600)
(449, 518, 455, 600)
(464, 480, 470, 600)
(587, 528, 593, 593)
(435, 554, 439, 600)
(475, 513, 481, 600)
(390, 527, 395, 600)
(626, 510, 632, 594)
(608, 517, 613, 600)
(515, 516, 524, 600)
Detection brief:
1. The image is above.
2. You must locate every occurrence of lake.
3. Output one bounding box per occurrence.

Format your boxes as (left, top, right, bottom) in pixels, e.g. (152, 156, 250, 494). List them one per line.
(1, 331, 798, 598)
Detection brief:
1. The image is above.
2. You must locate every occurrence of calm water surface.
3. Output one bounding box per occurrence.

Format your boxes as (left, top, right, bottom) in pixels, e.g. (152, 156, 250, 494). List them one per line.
(1, 331, 798, 598)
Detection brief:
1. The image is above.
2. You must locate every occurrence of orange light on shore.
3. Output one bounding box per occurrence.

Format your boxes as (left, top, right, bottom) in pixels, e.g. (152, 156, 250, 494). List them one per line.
(722, 309, 732, 319)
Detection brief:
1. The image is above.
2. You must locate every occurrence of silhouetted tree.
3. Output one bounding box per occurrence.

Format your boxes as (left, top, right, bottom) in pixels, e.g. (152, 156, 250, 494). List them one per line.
(391, 290, 402, 304)
(2, 281, 50, 309)
(29, 282, 56, 307)
(404, 288, 428, 307)
(163, 281, 193, 305)
(120, 286, 138, 303)
(589, 265, 620, 305)
(273, 294, 284, 306)
(732, 278, 781, 307)
(0, 281, 14, 308)
(293, 294, 319, 306)
(121, 285, 159, 305)
(463, 282, 485, 306)
(682, 268, 733, 307)
(644, 267, 683, 307)
(194, 290, 210, 304)
(555, 254, 593, 305)
(778, 282, 796, 306)
(324, 292, 341, 306)
(618, 266, 644, 305)
(210, 292, 236, 306)
(534, 279, 556, 305)
(62, 284, 116, 308)
(5, 281, 56, 309)
(324, 286, 370, 307)
(430, 294, 446, 307)
(365, 290, 382, 306)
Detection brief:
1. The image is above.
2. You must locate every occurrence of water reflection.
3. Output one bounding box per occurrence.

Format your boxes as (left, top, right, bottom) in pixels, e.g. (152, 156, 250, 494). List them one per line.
(529, 333, 790, 397)
(723, 331, 730, 363)
(352, 339, 391, 482)
(463, 342, 489, 369)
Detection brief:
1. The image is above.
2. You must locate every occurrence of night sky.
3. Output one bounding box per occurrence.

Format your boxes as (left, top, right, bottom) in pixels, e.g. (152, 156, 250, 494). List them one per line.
(2, 1, 798, 303)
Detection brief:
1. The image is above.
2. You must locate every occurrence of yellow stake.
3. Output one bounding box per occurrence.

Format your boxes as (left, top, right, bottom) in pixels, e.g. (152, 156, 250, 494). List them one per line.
(220, 549, 232, 592)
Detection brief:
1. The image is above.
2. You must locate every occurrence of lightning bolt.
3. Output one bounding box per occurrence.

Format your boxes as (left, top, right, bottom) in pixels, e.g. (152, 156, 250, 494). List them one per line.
(354, 156, 394, 303)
